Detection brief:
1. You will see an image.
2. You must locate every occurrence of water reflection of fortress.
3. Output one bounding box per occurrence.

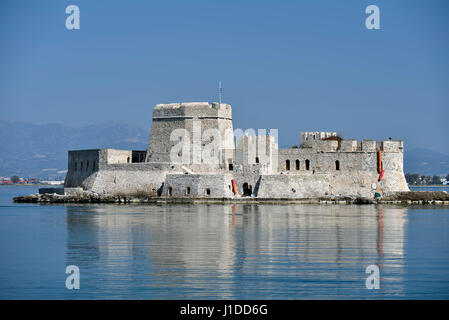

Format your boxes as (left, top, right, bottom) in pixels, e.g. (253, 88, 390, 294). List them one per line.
(65, 205, 406, 297)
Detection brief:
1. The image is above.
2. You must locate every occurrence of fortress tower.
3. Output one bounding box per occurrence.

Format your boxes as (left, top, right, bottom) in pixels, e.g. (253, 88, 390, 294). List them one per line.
(146, 102, 235, 165)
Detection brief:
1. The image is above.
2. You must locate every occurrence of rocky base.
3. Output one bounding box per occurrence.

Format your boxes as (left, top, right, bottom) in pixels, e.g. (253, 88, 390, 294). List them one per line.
(382, 191, 449, 201)
(12, 191, 449, 205)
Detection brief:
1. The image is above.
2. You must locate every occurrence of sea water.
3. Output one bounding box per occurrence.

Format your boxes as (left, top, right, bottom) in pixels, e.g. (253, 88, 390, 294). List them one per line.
(0, 185, 448, 299)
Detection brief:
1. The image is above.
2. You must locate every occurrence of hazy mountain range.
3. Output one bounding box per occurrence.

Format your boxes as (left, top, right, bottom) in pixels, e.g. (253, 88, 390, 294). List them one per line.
(0, 120, 448, 179)
(0, 120, 148, 179)
(403, 148, 449, 177)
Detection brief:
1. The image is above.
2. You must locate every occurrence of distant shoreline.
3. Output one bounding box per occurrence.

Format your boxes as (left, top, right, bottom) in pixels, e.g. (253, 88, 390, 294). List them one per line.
(409, 185, 449, 187)
(0, 183, 63, 187)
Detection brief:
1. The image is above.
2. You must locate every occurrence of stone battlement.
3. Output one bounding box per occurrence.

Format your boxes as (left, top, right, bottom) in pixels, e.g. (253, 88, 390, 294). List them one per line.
(153, 102, 232, 119)
(300, 132, 337, 147)
(330, 139, 402, 153)
(299, 136, 403, 153)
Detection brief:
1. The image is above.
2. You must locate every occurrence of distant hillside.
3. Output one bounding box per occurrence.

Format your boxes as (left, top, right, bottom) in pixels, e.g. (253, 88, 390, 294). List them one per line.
(404, 148, 449, 177)
(0, 120, 149, 179)
(1, 120, 448, 178)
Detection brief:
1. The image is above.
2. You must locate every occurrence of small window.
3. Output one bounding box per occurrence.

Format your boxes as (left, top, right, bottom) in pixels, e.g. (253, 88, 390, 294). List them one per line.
(168, 187, 173, 196)
(256, 157, 259, 164)
(80, 161, 83, 170)
(229, 163, 233, 171)
(92, 161, 96, 170)
(127, 157, 130, 163)
(336, 160, 340, 171)
(86, 161, 89, 171)
(286, 160, 290, 171)
(186, 187, 191, 195)
(74, 162, 77, 171)
(305, 159, 310, 171)
(295, 160, 300, 170)
(205, 188, 211, 196)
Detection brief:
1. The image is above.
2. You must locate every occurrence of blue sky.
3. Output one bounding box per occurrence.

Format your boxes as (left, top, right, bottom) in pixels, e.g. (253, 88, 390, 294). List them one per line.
(1, 0, 448, 151)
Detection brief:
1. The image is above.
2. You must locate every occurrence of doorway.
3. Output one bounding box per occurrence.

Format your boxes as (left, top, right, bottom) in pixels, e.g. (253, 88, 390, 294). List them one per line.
(242, 183, 252, 197)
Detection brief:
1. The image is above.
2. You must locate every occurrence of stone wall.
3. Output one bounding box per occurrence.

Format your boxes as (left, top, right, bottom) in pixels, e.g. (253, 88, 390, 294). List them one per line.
(106, 149, 132, 164)
(65, 149, 101, 188)
(65, 144, 408, 198)
(90, 169, 167, 195)
(257, 173, 331, 199)
(65, 150, 178, 193)
(162, 173, 234, 198)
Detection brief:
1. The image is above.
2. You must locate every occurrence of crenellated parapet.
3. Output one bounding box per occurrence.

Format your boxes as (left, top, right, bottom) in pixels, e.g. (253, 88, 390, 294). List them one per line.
(153, 102, 232, 120)
(299, 137, 403, 154)
(300, 131, 337, 148)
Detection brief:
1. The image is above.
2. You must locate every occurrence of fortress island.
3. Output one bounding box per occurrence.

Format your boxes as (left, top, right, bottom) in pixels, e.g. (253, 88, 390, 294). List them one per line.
(14, 102, 449, 204)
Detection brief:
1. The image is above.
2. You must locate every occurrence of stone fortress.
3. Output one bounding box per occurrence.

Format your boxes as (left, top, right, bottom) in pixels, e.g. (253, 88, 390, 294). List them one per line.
(64, 102, 409, 200)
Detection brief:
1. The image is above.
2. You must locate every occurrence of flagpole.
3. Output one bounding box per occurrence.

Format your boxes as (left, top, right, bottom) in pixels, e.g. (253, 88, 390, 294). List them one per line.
(218, 81, 222, 105)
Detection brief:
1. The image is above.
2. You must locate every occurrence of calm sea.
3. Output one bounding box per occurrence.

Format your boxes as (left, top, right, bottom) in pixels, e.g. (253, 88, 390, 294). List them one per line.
(1, 185, 448, 299)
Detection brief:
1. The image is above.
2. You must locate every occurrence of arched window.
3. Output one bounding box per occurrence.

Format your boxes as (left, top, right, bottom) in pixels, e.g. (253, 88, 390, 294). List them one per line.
(256, 157, 259, 164)
(295, 160, 300, 170)
(186, 187, 191, 195)
(305, 159, 310, 171)
(286, 160, 290, 170)
(127, 157, 130, 163)
(168, 187, 173, 196)
(205, 188, 211, 196)
(336, 160, 340, 171)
